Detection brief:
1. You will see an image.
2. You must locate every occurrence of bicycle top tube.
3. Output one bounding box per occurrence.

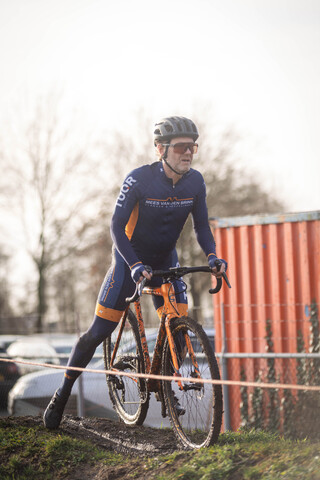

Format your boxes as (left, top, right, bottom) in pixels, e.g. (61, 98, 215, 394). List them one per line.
(125, 265, 231, 303)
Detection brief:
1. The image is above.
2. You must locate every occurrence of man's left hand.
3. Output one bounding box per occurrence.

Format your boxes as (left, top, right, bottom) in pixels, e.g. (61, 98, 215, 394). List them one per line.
(208, 257, 228, 278)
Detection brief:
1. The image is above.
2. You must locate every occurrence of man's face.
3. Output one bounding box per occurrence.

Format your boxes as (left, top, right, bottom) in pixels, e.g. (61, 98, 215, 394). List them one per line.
(163, 136, 196, 175)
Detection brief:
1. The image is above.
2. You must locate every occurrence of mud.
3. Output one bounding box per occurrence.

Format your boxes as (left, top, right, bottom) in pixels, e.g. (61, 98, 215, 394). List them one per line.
(6, 414, 180, 456)
(62, 414, 179, 456)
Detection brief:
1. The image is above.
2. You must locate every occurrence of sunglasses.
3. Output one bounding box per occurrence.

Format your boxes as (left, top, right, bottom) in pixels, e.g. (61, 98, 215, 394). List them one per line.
(162, 142, 198, 154)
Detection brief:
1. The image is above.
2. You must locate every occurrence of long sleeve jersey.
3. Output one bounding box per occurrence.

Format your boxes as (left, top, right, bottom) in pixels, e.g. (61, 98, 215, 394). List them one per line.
(111, 161, 217, 268)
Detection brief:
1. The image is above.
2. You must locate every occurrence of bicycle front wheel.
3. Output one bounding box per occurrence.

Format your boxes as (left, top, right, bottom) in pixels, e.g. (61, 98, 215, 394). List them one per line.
(104, 309, 149, 425)
(162, 316, 223, 449)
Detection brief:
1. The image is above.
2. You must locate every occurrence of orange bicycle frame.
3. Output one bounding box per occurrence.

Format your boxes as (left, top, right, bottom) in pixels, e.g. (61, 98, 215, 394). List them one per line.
(108, 281, 202, 391)
(135, 281, 201, 391)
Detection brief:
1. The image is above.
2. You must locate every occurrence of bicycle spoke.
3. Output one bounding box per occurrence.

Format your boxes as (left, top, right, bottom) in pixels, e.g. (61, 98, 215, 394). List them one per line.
(162, 317, 222, 449)
(104, 309, 149, 425)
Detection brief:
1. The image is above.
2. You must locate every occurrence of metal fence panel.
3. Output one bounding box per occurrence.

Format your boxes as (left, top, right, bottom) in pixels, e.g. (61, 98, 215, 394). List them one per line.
(210, 211, 320, 430)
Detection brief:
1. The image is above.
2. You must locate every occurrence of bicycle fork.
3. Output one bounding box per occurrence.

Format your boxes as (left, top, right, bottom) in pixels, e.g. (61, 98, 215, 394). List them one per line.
(159, 283, 202, 392)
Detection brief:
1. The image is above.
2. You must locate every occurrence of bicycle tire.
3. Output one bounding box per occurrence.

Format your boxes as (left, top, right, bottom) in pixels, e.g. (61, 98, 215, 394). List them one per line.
(103, 309, 150, 425)
(161, 316, 223, 449)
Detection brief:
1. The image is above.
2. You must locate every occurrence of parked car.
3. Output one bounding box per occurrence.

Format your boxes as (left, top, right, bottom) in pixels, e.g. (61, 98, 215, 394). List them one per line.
(8, 327, 215, 427)
(7, 337, 60, 376)
(0, 346, 21, 408)
(0, 335, 23, 350)
(44, 334, 77, 366)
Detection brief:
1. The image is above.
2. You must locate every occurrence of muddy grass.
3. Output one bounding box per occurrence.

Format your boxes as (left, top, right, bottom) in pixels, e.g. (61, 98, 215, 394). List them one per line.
(1, 415, 181, 479)
(56, 414, 179, 455)
(2, 415, 320, 479)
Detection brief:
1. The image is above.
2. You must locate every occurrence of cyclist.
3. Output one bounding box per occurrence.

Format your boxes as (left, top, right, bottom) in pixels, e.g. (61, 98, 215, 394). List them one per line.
(43, 115, 228, 429)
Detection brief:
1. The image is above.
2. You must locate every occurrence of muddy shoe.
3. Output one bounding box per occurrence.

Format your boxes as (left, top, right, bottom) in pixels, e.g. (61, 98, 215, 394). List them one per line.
(43, 389, 68, 429)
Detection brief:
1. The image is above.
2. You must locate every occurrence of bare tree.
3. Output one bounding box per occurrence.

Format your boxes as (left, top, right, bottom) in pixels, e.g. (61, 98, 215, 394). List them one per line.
(1, 94, 104, 332)
(0, 247, 13, 318)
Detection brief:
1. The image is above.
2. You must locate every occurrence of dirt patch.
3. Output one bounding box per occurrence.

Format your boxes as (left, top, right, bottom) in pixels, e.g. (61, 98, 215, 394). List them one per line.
(62, 414, 179, 456)
(6, 414, 180, 456)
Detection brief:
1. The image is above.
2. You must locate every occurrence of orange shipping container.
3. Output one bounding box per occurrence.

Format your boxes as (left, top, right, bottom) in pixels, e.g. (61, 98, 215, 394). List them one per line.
(210, 210, 320, 430)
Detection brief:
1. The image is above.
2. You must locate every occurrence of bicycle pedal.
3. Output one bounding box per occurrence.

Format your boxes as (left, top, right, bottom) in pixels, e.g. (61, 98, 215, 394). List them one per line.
(183, 382, 202, 392)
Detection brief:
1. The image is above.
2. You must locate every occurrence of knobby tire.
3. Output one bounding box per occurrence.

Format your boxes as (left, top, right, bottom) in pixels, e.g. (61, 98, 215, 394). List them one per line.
(161, 316, 223, 449)
(103, 309, 150, 425)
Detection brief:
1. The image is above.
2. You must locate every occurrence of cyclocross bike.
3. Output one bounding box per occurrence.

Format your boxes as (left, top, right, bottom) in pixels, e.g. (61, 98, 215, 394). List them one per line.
(103, 261, 231, 449)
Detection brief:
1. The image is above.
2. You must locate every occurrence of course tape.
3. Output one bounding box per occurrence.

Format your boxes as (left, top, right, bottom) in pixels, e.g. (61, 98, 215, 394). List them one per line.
(1, 357, 320, 392)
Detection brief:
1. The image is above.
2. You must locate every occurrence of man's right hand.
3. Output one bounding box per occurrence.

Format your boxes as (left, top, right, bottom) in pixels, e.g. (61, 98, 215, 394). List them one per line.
(131, 264, 152, 283)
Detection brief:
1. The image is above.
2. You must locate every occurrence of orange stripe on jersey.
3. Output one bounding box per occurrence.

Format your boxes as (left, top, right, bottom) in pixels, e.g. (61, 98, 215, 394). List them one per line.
(130, 261, 142, 269)
(125, 202, 139, 241)
(95, 304, 124, 322)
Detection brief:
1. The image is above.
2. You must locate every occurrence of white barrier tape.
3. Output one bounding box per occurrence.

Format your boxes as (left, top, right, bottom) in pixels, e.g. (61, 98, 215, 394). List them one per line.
(1, 357, 320, 392)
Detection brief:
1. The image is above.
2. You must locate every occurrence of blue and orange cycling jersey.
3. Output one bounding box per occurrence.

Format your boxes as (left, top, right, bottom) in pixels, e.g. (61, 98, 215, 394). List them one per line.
(111, 161, 217, 268)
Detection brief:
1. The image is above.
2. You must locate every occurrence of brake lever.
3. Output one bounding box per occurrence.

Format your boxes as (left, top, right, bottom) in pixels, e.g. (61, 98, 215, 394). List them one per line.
(138, 276, 147, 296)
(208, 259, 231, 294)
(222, 271, 231, 288)
(125, 265, 152, 303)
(125, 277, 147, 303)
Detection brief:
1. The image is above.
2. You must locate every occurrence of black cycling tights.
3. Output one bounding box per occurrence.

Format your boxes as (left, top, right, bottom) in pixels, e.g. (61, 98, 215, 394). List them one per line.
(58, 315, 117, 399)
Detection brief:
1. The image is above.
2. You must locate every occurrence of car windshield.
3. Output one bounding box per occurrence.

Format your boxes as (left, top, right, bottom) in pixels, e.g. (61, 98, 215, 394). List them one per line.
(54, 346, 73, 354)
(8, 342, 57, 358)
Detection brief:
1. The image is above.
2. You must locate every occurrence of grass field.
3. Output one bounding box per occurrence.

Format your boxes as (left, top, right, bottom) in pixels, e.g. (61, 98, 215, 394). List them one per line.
(1, 417, 320, 479)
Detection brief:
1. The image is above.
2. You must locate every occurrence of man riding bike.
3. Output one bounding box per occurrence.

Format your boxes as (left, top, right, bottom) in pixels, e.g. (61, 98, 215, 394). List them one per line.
(43, 115, 227, 429)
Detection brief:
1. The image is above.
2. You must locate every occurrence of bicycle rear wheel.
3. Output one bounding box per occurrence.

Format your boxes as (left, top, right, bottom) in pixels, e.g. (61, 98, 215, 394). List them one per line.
(104, 309, 149, 425)
(162, 316, 223, 449)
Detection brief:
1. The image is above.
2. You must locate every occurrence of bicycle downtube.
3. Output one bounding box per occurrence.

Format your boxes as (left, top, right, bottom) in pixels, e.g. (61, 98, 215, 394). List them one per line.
(160, 283, 184, 390)
(165, 317, 185, 390)
(134, 299, 151, 374)
(183, 332, 201, 380)
(110, 305, 129, 368)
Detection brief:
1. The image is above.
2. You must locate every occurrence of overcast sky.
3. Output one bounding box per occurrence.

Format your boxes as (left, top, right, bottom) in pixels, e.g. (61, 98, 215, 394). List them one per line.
(0, 0, 319, 212)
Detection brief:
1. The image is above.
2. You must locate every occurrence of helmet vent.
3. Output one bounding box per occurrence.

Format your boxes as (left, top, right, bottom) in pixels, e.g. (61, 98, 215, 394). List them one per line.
(183, 119, 191, 132)
(153, 116, 199, 142)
